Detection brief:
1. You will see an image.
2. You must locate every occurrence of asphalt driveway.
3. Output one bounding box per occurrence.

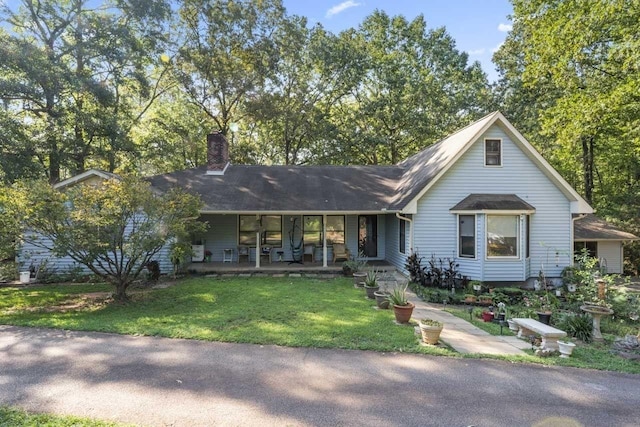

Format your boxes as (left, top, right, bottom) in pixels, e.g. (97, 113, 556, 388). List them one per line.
(1, 325, 639, 426)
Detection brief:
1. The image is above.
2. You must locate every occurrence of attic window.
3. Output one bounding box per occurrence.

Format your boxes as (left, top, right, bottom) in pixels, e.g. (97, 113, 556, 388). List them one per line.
(485, 139, 501, 166)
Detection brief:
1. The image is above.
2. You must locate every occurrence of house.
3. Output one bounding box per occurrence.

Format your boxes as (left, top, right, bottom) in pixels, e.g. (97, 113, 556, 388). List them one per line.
(21, 111, 637, 282)
(146, 111, 636, 282)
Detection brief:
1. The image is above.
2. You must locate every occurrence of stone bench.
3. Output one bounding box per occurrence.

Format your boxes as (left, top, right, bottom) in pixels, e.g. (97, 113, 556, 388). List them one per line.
(513, 318, 567, 351)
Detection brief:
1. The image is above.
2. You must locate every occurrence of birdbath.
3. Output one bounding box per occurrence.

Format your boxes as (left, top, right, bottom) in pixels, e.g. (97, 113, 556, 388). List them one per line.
(581, 305, 614, 342)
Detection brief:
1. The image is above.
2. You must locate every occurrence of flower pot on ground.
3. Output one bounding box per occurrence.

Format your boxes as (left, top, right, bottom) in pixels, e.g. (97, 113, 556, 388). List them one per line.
(557, 341, 576, 358)
(479, 295, 493, 306)
(481, 311, 494, 322)
(352, 271, 367, 287)
(387, 284, 414, 323)
(374, 291, 390, 309)
(364, 270, 380, 299)
(419, 319, 443, 345)
(464, 294, 477, 304)
(536, 311, 552, 325)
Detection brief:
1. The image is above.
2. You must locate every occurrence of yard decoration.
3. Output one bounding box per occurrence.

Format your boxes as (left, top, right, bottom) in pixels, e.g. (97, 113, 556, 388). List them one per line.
(418, 318, 443, 345)
(364, 269, 380, 299)
(387, 284, 414, 323)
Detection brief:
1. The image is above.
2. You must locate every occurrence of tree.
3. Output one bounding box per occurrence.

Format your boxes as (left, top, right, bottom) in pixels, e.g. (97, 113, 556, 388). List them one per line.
(176, 0, 286, 150)
(330, 11, 493, 165)
(9, 176, 205, 300)
(0, 0, 170, 183)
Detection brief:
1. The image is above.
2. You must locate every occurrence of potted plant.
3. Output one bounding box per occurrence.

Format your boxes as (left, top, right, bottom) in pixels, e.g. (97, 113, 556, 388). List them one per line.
(418, 318, 443, 345)
(364, 269, 380, 299)
(496, 302, 507, 322)
(464, 294, 477, 304)
(469, 280, 483, 293)
(204, 249, 212, 263)
(557, 340, 576, 358)
(478, 294, 493, 306)
(387, 284, 415, 323)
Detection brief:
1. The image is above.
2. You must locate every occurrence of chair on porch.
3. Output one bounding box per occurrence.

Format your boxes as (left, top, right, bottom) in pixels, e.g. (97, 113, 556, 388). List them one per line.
(332, 244, 350, 264)
(259, 246, 272, 264)
(237, 246, 249, 263)
(303, 244, 315, 263)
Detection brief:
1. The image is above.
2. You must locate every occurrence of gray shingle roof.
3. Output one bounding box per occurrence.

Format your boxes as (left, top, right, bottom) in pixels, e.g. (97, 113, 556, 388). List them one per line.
(147, 113, 502, 213)
(574, 214, 638, 241)
(450, 194, 536, 211)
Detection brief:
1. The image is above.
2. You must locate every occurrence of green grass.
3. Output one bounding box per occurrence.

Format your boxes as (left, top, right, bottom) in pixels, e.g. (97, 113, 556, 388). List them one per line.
(0, 277, 454, 356)
(446, 306, 640, 374)
(0, 406, 128, 426)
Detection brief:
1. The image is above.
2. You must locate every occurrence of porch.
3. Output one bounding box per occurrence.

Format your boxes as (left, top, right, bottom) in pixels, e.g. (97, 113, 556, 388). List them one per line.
(187, 260, 396, 275)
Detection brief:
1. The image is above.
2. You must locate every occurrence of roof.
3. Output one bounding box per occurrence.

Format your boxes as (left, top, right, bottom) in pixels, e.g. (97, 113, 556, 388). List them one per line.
(146, 111, 594, 214)
(574, 214, 638, 241)
(450, 194, 536, 212)
(53, 169, 120, 190)
(147, 165, 402, 212)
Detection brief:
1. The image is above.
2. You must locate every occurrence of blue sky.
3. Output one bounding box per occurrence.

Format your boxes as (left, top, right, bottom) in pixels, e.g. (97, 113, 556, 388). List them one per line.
(282, 0, 513, 82)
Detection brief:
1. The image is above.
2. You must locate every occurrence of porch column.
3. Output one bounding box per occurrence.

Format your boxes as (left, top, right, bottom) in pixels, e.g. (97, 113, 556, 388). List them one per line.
(323, 214, 328, 267)
(255, 215, 260, 268)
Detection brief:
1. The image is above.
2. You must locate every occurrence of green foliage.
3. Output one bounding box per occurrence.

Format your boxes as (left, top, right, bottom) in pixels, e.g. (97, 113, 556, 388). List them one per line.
(364, 269, 378, 288)
(7, 176, 205, 299)
(556, 312, 593, 343)
(387, 284, 409, 306)
(0, 405, 126, 426)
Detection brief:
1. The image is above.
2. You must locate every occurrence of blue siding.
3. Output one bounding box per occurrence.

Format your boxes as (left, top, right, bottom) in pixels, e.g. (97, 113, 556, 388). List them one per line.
(412, 124, 572, 281)
(385, 214, 410, 273)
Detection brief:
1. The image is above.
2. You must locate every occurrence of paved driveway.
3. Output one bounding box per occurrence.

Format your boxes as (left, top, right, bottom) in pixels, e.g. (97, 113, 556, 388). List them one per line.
(1, 325, 639, 426)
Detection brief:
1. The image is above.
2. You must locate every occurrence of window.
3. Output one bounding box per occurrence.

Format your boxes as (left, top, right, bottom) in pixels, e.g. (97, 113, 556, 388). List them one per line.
(399, 218, 406, 254)
(239, 215, 282, 247)
(485, 139, 501, 166)
(326, 215, 345, 245)
(458, 215, 475, 258)
(303, 216, 322, 246)
(574, 241, 597, 258)
(487, 215, 519, 257)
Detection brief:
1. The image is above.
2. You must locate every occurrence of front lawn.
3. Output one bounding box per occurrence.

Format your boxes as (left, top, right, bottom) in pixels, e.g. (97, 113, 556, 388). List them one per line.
(0, 406, 127, 426)
(0, 277, 454, 356)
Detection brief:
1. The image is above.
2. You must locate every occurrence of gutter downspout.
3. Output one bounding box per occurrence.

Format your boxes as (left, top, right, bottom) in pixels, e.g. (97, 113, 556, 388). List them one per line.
(396, 212, 413, 254)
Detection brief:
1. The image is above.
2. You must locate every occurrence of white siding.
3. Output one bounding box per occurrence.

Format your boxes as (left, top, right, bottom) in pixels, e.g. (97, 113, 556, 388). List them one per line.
(597, 241, 623, 274)
(413, 124, 572, 281)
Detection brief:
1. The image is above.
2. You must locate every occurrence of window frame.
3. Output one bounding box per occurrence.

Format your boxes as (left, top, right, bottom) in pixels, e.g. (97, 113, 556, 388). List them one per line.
(484, 138, 502, 167)
(326, 215, 345, 245)
(486, 214, 520, 259)
(457, 214, 476, 259)
(238, 215, 282, 247)
(574, 241, 598, 258)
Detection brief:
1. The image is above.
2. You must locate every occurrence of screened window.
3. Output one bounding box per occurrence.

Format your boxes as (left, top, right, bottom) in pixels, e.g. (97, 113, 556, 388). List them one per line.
(487, 215, 519, 257)
(326, 216, 345, 245)
(303, 216, 322, 246)
(239, 215, 282, 247)
(458, 215, 475, 258)
(399, 219, 406, 254)
(485, 139, 501, 166)
(574, 241, 597, 258)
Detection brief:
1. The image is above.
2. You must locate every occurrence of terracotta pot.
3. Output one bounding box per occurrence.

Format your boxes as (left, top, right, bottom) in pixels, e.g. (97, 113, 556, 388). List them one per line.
(374, 291, 390, 309)
(393, 302, 415, 323)
(419, 321, 443, 345)
(464, 295, 477, 304)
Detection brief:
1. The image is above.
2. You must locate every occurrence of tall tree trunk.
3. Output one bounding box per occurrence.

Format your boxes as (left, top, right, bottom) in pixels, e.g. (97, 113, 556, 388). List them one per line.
(581, 135, 594, 204)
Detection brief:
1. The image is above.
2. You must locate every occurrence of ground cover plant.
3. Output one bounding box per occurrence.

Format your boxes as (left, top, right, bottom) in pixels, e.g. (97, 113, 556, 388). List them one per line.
(0, 277, 454, 356)
(0, 406, 127, 426)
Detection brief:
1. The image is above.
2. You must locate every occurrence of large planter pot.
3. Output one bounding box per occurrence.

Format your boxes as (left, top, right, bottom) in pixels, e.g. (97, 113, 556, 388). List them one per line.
(374, 291, 390, 309)
(536, 311, 552, 325)
(393, 302, 415, 324)
(365, 285, 379, 299)
(464, 295, 477, 304)
(557, 341, 576, 358)
(419, 320, 443, 345)
(19, 271, 31, 284)
(352, 272, 367, 287)
(481, 311, 494, 322)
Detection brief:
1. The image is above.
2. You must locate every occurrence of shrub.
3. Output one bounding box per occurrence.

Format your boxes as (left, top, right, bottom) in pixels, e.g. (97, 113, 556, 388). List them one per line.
(556, 312, 593, 343)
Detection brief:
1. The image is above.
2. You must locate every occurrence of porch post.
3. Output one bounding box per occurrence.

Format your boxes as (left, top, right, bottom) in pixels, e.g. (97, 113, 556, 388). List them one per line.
(323, 214, 328, 267)
(255, 215, 260, 268)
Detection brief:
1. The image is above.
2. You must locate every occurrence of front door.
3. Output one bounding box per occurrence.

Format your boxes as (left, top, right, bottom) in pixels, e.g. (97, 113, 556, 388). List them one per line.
(358, 215, 378, 257)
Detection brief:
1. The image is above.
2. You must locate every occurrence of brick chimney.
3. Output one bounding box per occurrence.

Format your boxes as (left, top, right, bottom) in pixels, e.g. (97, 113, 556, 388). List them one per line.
(206, 132, 229, 175)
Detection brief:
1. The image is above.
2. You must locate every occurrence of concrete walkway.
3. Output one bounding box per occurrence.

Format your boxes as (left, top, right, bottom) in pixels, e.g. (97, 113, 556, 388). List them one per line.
(407, 289, 530, 355)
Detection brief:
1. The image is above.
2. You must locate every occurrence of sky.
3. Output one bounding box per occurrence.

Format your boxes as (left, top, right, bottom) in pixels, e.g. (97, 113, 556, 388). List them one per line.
(282, 0, 513, 82)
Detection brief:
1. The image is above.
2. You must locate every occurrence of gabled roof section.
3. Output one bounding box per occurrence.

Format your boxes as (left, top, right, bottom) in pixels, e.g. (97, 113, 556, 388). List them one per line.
(450, 194, 535, 213)
(53, 169, 120, 190)
(574, 214, 638, 241)
(147, 164, 402, 213)
(392, 111, 593, 214)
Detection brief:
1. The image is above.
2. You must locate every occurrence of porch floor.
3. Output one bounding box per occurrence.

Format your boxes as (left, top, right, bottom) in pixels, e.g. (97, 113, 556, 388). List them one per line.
(187, 260, 395, 275)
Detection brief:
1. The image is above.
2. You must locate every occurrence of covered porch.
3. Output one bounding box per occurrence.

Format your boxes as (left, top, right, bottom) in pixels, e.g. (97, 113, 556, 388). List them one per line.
(187, 260, 395, 275)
